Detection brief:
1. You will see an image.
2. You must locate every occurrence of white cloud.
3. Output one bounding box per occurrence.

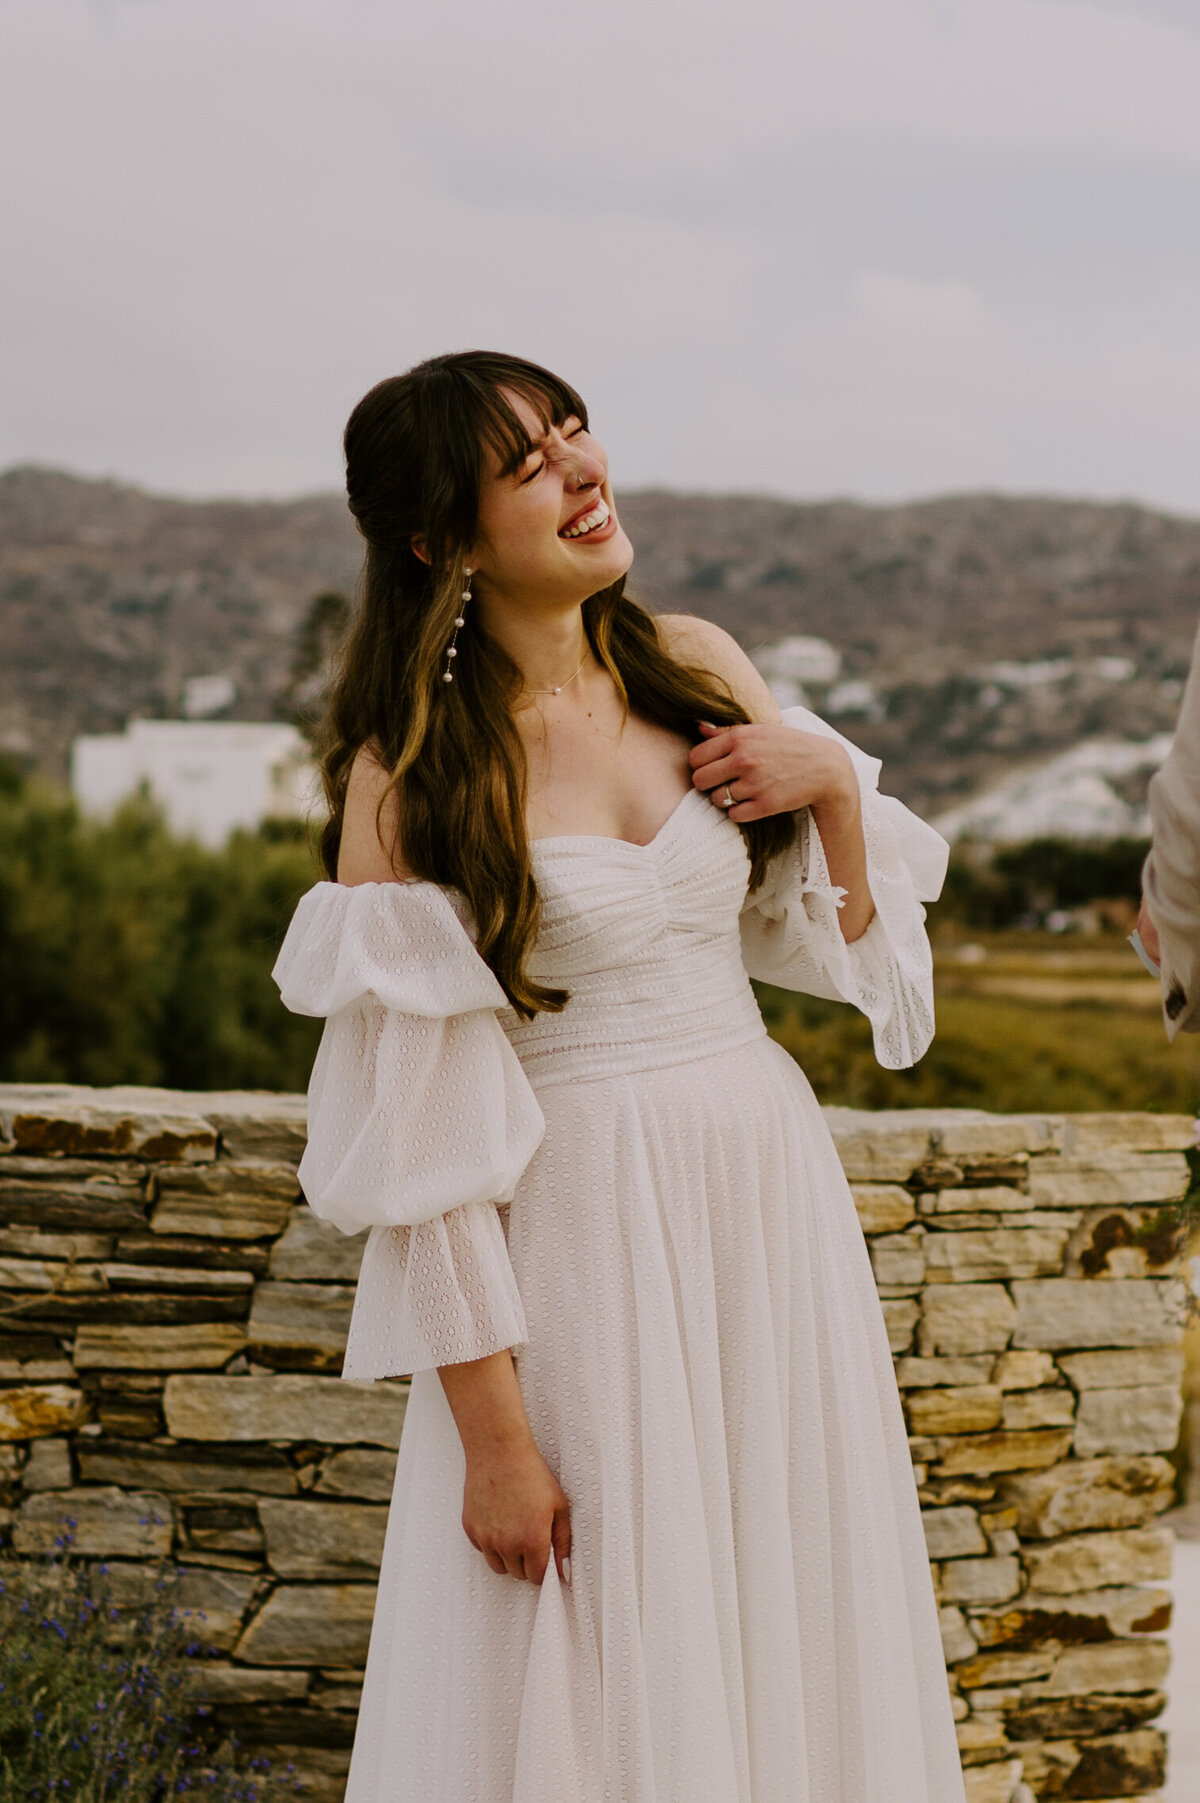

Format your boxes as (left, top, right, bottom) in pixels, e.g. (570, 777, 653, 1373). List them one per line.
(0, 0, 1197, 509)
(848, 272, 988, 336)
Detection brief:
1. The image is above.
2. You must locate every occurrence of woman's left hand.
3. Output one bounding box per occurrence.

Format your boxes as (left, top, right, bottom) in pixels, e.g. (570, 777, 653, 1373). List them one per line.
(689, 720, 857, 823)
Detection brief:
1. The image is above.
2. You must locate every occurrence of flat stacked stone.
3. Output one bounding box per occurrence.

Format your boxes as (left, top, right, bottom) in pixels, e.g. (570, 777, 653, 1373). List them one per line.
(1, 1084, 1193, 1802)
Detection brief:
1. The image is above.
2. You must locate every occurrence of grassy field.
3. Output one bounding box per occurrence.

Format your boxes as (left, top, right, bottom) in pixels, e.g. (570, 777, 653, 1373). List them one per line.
(757, 933, 1200, 1115)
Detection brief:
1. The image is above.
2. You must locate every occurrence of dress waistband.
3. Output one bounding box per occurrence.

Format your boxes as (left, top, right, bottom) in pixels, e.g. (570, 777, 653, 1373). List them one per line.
(498, 943, 769, 1087)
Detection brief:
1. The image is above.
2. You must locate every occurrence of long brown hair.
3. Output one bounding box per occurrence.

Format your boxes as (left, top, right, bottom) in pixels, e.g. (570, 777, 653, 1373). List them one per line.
(319, 350, 796, 1020)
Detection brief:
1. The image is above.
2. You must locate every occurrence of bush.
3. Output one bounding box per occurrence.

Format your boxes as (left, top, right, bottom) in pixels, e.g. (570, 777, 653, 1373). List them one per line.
(0, 770, 322, 1090)
(0, 1521, 301, 1800)
(755, 984, 1200, 1115)
(938, 836, 1151, 931)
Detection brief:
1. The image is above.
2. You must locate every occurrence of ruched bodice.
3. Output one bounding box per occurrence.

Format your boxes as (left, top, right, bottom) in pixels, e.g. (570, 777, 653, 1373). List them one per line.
(500, 787, 768, 1085)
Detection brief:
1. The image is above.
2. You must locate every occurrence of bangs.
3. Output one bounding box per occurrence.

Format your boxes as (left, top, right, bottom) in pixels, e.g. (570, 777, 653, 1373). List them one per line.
(468, 367, 589, 479)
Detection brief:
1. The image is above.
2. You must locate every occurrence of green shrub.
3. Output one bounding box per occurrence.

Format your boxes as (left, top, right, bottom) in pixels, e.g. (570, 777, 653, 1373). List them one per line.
(0, 1521, 301, 1799)
(0, 770, 322, 1091)
(755, 984, 1200, 1114)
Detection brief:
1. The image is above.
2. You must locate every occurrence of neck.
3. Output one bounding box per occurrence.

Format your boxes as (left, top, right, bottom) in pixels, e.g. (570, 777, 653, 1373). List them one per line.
(474, 592, 592, 694)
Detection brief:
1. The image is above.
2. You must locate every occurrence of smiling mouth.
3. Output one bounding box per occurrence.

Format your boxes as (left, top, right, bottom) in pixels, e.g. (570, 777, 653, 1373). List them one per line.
(559, 499, 611, 539)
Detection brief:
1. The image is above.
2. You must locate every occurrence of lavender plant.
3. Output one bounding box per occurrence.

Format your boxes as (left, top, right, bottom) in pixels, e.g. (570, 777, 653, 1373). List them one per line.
(0, 1519, 302, 1800)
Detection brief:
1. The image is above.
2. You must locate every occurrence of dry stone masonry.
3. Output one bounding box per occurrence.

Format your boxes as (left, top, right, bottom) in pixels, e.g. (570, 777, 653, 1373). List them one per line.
(0, 1084, 1193, 1803)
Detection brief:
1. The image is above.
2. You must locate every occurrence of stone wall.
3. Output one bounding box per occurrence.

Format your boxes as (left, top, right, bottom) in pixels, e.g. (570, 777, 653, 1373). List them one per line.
(0, 1083, 1193, 1803)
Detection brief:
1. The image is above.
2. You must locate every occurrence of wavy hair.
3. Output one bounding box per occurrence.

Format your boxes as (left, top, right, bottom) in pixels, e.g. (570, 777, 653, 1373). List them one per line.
(319, 350, 796, 1019)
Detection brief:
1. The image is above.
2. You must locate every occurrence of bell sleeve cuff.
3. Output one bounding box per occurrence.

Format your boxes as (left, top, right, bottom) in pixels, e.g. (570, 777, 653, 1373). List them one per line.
(273, 881, 546, 1375)
(738, 706, 949, 1070)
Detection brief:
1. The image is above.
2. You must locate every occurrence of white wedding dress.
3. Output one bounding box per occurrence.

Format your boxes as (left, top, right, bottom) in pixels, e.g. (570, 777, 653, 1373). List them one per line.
(273, 707, 967, 1803)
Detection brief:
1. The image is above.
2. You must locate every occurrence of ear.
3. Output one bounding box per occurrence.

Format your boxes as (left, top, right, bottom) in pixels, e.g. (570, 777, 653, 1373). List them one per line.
(410, 535, 431, 566)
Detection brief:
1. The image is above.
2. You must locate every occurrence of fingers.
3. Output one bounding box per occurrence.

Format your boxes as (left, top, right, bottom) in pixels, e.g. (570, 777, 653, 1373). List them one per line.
(688, 721, 743, 768)
(551, 1507, 572, 1586)
(691, 752, 742, 793)
(522, 1542, 550, 1586)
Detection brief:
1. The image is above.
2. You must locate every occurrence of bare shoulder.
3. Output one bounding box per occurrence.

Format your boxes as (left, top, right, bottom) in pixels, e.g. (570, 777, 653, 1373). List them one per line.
(337, 742, 409, 885)
(656, 612, 780, 723)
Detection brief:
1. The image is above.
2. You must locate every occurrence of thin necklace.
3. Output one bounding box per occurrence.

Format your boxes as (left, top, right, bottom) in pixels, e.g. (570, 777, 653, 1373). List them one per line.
(522, 652, 589, 696)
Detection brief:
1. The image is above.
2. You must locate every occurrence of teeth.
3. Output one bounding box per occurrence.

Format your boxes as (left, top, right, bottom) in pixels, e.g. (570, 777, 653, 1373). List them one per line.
(561, 501, 610, 538)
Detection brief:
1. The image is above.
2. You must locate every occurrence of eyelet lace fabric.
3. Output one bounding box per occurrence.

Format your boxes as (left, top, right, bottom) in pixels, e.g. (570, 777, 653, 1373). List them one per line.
(738, 704, 950, 1071)
(273, 719, 966, 1803)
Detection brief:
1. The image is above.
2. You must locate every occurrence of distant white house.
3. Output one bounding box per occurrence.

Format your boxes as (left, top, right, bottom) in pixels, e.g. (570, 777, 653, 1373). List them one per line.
(932, 735, 1174, 844)
(71, 720, 321, 848)
(750, 636, 842, 710)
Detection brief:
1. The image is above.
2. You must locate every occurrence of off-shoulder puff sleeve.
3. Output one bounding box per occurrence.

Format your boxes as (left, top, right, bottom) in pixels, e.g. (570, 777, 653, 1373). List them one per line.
(272, 881, 546, 1379)
(738, 705, 949, 1070)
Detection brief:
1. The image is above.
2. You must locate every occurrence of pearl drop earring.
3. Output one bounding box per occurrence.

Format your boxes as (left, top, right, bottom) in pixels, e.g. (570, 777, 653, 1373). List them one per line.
(442, 567, 472, 684)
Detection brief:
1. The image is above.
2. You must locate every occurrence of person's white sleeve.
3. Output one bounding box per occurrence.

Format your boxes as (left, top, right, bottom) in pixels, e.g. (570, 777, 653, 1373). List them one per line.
(738, 705, 949, 1070)
(1143, 615, 1200, 1038)
(273, 880, 545, 1377)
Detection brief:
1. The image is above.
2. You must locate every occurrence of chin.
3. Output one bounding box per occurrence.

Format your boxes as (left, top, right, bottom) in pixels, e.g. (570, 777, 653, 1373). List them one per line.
(603, 526, 636, 583)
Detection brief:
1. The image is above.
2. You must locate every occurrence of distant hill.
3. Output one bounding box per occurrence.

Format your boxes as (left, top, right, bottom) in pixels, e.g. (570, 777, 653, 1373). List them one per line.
(3, 465, 1198, 815)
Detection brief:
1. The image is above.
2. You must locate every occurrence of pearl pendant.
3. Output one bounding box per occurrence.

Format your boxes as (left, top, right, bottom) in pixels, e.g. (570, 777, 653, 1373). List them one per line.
(553, 685, 562, 694)
(454, 616, 465, 627)
(442, 671, 453, 683)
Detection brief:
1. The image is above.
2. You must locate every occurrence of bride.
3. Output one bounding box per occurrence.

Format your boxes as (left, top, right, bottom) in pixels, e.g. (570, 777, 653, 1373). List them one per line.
(273, 349, 965, 1801)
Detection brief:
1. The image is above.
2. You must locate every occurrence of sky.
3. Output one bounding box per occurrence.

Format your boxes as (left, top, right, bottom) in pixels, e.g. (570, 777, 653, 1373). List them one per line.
(2, 0, 1199, 511)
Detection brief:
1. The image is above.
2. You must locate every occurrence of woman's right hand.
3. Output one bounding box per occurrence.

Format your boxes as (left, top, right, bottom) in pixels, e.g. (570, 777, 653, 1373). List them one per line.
(463, 1437, 572, 1586)
(437, 1348, 572, 1586)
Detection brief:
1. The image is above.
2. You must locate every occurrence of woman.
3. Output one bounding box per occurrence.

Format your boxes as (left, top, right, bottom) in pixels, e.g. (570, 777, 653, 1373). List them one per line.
(273, 350, 965, 1802)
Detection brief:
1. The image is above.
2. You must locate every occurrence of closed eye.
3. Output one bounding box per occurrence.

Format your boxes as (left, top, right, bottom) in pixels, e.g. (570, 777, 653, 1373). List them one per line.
(518, 418, 587, 484)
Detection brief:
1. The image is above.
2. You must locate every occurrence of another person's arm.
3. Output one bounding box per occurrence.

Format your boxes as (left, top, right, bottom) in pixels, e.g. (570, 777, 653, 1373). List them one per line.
(1140, 621, 1200, 1037)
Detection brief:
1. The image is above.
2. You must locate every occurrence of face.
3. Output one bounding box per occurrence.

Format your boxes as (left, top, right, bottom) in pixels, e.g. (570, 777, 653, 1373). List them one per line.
(468, 389, 634, 610)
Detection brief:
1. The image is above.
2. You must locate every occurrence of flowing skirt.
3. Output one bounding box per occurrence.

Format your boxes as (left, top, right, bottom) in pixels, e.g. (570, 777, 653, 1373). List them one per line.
(344, 1037, 966, 1803)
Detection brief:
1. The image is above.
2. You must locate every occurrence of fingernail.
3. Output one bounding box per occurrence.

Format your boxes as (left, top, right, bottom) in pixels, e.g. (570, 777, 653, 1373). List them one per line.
(562, 1557, 572, 1587)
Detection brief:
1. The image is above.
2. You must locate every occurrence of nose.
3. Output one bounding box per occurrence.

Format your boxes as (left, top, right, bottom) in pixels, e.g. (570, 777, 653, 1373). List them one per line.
(572, 449, 605, 492)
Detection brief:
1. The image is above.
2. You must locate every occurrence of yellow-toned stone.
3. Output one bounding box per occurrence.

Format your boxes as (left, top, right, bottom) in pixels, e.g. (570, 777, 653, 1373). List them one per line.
(939, 1604, 979, 1664)
(896, 1356, 995, 1388)
(971, 1584, 1171, 1649)
(1034, 1637, 1171, 1696)
(955, 1650, 1058, 1690)
(1057, 1345, 1184, 1390)
(999, 1455, 1176, 1537)
(933, 1428, 1072, 1477)
(924, 1228, 1068, 1283)
(1027, 1155, 1188, 1207)
(1010, 1278, 1187, 1351)
(922, 1505, 987, 1559)
(1021, 1526, 1173, 1595)
(922, 1186, 1029, 1215)
(907, 1386, 1004, 1436)
(1001, 1388, 1075, 1431)
(961, 1758, 1024, 1803)
(956, 1715, 1009, 1759)
(1018, 1726, 1164, 1796)
(0, 1384, 87, 1440)
(938, 1555, 1022, 1606)
(881, 1297, 919, 1353)
(991, 1350, 1057, 1390)
(850, 1184, 915, 1233)
(919, 1285, 1017, 1356)
(1074, 1384, 1182, 1457)
(868, 1232, 925, 1287)
(74, 1323, 247, 1371)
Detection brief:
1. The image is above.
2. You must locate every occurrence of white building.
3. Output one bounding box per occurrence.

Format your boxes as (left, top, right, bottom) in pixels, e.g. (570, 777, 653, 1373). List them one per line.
(71, 720, 321, 848)
(750, 636, 842, 710)
(932, 735, 1174, 844)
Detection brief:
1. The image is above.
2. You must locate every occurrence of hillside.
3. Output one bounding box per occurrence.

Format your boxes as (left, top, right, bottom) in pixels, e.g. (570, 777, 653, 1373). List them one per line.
(3, 466, 1198, 813)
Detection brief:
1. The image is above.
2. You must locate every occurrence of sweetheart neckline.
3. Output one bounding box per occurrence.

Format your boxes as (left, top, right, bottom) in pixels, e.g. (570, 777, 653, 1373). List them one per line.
(529, 784, 704, 853)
